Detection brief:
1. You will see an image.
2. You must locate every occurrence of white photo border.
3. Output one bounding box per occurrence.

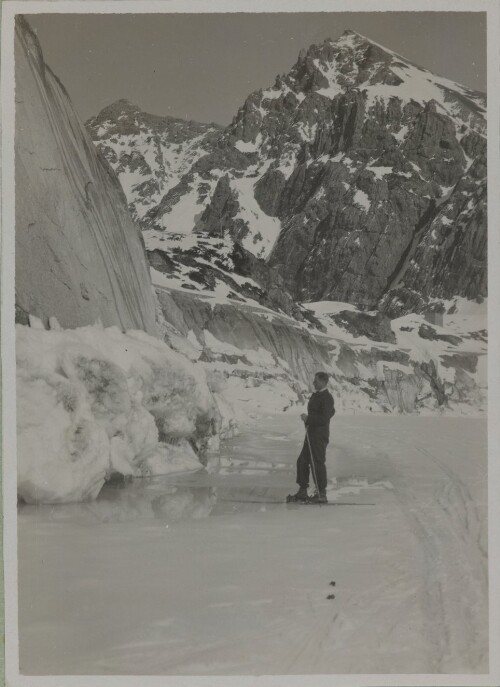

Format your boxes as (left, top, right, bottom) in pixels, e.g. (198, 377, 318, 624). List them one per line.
(2, 1, 499, 686)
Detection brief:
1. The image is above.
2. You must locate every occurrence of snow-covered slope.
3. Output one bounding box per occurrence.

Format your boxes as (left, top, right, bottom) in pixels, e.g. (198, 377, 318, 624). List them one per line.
(15, 17, 158, 334)
(86, 100, 222, 227)
(154, 282, 486, 418)
(306, 297, 487, 414)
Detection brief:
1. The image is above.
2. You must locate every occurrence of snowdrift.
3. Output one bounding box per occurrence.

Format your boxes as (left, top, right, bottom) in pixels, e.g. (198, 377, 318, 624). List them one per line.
(16, 323, 219, 504)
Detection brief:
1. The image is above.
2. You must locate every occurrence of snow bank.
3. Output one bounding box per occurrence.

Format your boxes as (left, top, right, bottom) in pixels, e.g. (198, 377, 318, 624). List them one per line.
(16, 324, 219, 504)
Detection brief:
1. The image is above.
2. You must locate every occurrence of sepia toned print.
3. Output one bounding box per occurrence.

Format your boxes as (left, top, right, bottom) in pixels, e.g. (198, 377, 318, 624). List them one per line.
(2, 3, 499, 685)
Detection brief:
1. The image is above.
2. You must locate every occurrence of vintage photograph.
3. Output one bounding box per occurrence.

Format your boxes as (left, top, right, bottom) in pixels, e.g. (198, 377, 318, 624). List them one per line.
(2, 1, 498, 683)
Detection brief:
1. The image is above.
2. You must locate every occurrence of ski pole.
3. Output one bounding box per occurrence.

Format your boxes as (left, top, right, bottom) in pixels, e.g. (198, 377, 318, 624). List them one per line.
(305, 429, 320, 495)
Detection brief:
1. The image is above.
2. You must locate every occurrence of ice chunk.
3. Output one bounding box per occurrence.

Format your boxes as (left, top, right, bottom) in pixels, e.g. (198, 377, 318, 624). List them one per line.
(16, 324, 219, 504)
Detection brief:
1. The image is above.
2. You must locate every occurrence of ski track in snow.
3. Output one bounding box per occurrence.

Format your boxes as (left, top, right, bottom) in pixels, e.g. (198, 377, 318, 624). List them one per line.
(18, 415, 487, 675)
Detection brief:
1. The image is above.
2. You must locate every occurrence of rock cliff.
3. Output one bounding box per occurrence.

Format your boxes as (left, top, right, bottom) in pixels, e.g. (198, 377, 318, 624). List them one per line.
(15, 16, 158, 333)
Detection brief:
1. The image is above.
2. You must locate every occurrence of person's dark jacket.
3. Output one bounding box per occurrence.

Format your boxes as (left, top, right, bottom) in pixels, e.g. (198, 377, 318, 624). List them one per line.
(306, 389, 335, 438)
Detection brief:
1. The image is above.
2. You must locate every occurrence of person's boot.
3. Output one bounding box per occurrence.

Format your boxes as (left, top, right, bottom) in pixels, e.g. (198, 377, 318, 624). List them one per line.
(286, 487, 308, 503)
(307, 491, 328, 504)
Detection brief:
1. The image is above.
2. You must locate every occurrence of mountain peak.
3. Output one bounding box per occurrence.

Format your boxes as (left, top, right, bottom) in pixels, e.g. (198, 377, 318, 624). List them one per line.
(108, 98, 143, 115)
(282, 28, 485, 122)
(88, 98, 141, 123)
(338, 28, 368, 42)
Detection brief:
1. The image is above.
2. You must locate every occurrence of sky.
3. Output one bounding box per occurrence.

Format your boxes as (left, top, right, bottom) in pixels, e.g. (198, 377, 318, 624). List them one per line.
(25, 11, 486, 126)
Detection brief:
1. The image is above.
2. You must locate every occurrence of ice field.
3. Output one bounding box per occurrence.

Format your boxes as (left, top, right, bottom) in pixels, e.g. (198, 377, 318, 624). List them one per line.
(18, 414, 488, 675)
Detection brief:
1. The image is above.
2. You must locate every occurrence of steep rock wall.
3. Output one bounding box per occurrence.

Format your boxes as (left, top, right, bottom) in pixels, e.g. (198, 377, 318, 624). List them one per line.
(15, 16, 158, 334)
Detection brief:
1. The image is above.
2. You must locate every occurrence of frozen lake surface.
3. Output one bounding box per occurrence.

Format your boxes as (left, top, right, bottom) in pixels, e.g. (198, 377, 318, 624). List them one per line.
(18, 415, 488, 675)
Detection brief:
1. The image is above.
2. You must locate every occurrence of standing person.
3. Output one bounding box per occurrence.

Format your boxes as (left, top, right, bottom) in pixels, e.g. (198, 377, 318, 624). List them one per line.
(287, 372, 335, 504)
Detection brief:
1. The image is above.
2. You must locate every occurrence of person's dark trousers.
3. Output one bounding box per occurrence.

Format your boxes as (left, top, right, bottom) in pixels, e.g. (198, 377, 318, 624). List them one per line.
(296, 431, 328, 492)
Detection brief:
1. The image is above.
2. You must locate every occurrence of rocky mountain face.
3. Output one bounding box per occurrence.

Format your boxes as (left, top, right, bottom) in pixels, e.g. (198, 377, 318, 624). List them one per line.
(88, 29, 486, 319)
(15, 17, 158, 334)
(228, 30, 486, 313)
(84, 30, 487, 415)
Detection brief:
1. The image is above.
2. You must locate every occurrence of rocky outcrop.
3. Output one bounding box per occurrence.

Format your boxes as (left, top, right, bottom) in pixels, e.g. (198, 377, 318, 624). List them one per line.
(266, 94, 485, 307)
(381, 156, 487, 316)
(418, 324, 462, 346)
(414, 360, 447, 407)
(254, 169, 286, 216)
(331, 310, 396, 343)
(15, 17, 158, 334)
(196, 174, 249, 243)
(230, 243, 323, 327)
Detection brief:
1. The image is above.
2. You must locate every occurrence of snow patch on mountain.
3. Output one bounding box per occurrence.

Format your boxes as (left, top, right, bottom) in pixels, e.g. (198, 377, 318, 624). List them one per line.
(231, 176, 282, 258)
(86, 101, 222, 225)
(394, 124, 409, 141)
(160, 186, 203, 233)
(275, 149, 300, 179)
(364, 63, 485, 128)
(366, 164, 393, 180)
(353, 189, 371, 212)
(234, 134, 262, 153)
(347, 31, 485, 118)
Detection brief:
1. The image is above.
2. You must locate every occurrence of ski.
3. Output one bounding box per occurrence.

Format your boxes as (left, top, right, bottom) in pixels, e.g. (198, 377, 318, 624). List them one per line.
(220, 498, 375, 506)
(287, 501, 375, 506)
